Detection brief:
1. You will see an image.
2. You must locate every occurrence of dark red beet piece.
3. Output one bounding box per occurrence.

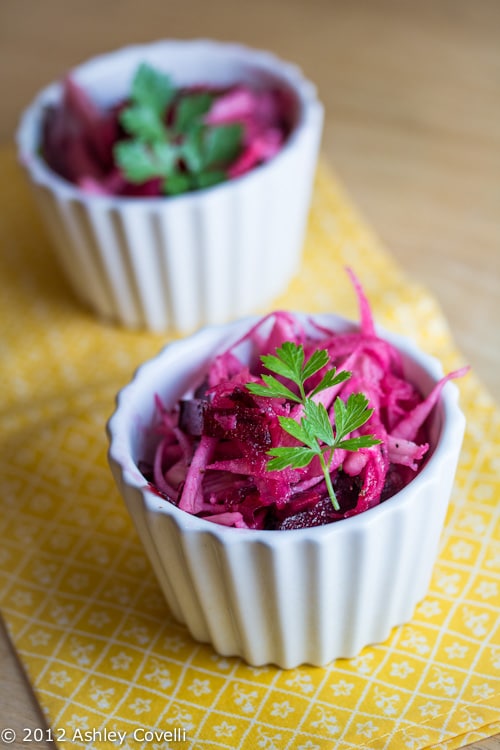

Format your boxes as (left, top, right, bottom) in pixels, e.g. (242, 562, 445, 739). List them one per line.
(179, 399, 208, 437)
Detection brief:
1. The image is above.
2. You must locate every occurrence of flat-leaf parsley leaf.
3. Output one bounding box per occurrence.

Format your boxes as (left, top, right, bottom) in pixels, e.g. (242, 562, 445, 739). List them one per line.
(114, 63, 244, 196)
(247, 342, 381, 510)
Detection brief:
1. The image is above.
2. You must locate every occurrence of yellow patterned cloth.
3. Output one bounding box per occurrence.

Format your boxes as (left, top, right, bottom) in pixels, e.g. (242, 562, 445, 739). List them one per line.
(1, 146, 499, 750)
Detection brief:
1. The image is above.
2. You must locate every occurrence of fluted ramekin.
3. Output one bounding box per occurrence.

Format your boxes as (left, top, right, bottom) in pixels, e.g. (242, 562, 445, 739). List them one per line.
(107, 313, 465, 668)
(16, 40, 323, 332)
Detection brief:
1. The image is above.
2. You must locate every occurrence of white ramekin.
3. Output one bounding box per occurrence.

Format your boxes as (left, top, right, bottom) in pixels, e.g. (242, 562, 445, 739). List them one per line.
(16, 39, 323, 332)
(106, 313, 465, 668)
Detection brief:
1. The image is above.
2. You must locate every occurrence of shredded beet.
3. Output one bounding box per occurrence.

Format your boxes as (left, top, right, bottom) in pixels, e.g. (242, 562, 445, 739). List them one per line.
(41, 73, 293, 196)
(142, 271, 468, 529)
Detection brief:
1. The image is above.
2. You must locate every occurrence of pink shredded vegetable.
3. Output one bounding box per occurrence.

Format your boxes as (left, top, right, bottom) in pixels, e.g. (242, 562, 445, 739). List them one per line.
(41, 76, 292, 196)
(141, 273, 468, 530)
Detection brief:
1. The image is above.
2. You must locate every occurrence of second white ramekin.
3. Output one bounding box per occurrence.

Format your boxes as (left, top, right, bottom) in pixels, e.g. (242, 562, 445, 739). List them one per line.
(16, 39, 323, 332)
(107, 313, 466, 668)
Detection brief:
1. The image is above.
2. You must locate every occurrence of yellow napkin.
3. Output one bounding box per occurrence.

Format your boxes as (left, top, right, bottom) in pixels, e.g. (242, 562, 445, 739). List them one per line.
(1, 146, 499, 750)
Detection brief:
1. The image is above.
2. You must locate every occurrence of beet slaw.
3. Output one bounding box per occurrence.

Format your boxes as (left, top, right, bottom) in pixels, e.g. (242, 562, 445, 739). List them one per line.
(141, 271, 467, 530)
(41, 72, 294, 197)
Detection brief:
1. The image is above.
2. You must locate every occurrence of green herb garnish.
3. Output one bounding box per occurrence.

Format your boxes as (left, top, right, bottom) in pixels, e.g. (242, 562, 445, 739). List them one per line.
(247, 342, 381, 510)
(114, 63, 243, 196)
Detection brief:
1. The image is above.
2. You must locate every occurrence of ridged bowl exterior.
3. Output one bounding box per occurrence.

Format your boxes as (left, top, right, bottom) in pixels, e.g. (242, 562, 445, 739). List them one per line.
(107, 314, 466, 668)
(16, 40, 323, 332)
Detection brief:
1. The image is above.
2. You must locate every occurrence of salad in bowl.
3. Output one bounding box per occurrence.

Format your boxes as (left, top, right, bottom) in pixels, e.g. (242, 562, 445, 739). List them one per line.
(107, 271, 467, 667)
(17, 39, 323, 332)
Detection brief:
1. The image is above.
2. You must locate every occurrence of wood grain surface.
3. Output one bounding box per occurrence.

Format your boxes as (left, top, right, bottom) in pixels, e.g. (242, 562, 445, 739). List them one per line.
(0, 1, 498, 748)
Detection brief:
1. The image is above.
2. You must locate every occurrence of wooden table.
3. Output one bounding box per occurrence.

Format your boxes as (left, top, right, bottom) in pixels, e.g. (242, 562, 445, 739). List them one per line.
(0, 1, 498, 748)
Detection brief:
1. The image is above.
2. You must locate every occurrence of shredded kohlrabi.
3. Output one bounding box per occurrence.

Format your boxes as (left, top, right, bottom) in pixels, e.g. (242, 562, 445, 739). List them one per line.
(141, 271, 468, 529)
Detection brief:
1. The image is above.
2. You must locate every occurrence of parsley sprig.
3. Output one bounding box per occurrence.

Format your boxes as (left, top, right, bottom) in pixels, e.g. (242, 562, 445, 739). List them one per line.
(247, 342, 381, 510)
(113, 63, 243, 196)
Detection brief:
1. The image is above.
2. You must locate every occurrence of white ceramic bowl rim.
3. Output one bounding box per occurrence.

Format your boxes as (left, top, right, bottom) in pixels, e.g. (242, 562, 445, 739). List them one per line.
(107, 312, 464, 544)
(16, 38, 323, 207)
